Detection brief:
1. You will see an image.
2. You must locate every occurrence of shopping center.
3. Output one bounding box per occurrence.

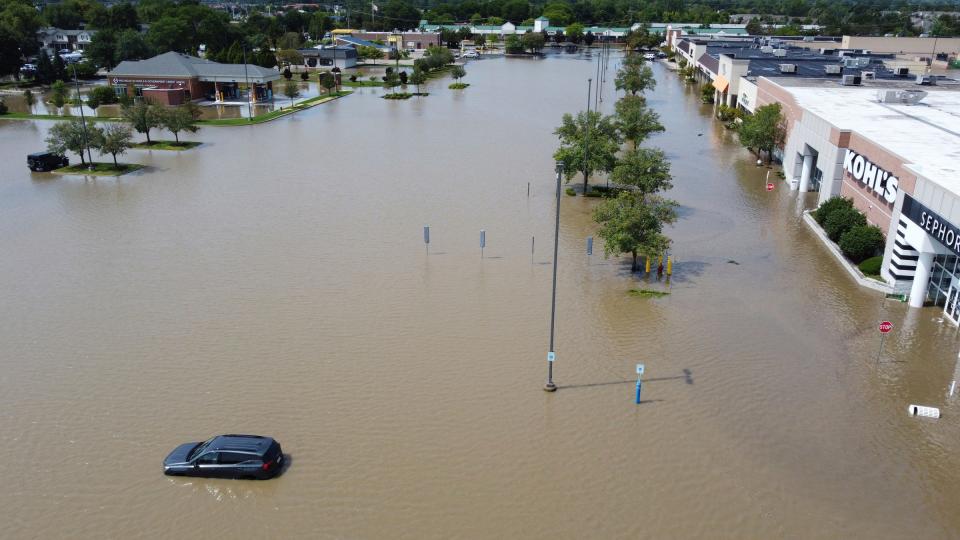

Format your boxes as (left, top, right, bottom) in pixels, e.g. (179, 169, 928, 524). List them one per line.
(756, 75, 960, 317)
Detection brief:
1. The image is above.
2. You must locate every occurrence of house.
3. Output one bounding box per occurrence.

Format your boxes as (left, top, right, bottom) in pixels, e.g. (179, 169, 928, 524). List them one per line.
(36, 27, 96, 54)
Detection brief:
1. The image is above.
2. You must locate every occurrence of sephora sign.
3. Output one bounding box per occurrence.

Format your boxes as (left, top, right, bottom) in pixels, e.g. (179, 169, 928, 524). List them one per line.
(843, 149, 899, 205)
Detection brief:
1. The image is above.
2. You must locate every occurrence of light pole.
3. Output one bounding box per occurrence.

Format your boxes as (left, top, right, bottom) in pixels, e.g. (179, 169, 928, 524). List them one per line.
(71, 63, 94, 169)
(242, 46, 252, 121)
(545, 161, 563, 392)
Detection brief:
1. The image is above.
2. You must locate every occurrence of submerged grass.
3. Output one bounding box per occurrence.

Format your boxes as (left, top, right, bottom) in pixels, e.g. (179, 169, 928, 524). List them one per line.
(54, 162, 144, 176)
(628, 289, 671, 298)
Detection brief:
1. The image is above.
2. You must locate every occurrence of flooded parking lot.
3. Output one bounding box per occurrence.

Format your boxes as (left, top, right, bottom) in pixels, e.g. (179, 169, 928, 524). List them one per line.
(2, 53, 960, 538)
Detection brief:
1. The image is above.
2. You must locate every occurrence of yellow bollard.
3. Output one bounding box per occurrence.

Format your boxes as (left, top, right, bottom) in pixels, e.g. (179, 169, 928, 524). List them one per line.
(667, 256, 673, 275)
(645, 256, 651, 273)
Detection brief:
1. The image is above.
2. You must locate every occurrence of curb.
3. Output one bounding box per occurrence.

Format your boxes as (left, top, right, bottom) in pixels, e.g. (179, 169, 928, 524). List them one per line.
(802, 211, 893, 294)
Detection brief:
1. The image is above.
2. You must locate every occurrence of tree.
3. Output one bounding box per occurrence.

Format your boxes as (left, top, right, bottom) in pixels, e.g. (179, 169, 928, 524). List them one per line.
(614, 95, 664, 145)
(87, 29, 118, 69)
(23, 89, 34, 111)
(45, 118, 94, 165)
(36, 53, 54, 84)
(737, 103, 786, 163)
(115, 29, 152, 63)
(282, 78, 300, 105)
(50, 80, 68, 112)
(86, 85, 117, 111)
(381, 0, 420, 30)
(382, 70, 400, 95)
(504, 34, 523, 54)
(96, 122, 133, 168)
(521, 32, 545, 53)
(146, 16, 191, 53)
(584, 31, 596, 46)
(451, 65, 466, 82)
(610, 148, 672, 195)
(409, 67, 427, 95)
(615, 64, 656, 95)
(277, 31, 302, 50)
(319, 71, 336, 94)
(0, 0, 42, 79)
(594, 192, 678, 272)
(160, 106, 198, 143)
(553, 110, 622, 193)
(122, 101, 162, 143)
(565, 23, 584, 43)
(357, 45, 384, 65)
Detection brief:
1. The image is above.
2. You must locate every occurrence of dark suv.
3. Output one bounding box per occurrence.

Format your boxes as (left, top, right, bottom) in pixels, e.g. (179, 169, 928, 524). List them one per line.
(163, 434, 283, 479)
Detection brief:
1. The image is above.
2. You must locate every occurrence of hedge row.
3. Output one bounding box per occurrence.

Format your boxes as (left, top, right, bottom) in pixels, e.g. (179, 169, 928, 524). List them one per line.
(814, 196, 886, 263)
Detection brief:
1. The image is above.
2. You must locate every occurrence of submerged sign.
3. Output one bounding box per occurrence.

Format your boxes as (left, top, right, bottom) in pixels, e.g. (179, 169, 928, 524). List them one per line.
(902, 194, 960, 256)
(843, 149, 899, 205)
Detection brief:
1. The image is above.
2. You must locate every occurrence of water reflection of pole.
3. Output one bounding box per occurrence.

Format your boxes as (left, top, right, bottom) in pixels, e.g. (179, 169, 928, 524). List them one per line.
(545, 161, 563, 392)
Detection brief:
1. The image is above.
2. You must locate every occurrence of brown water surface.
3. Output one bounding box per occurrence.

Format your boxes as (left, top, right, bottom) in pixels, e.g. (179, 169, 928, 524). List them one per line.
(2, 53, 960, 539)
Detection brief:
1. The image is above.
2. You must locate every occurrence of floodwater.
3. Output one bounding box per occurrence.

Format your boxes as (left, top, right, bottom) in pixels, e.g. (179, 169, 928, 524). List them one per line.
(2, 52, 960, 539)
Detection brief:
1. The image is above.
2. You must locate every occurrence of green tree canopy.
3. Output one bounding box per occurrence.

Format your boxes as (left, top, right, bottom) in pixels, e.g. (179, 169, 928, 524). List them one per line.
(96, 122, 132, 167)
(737, 102, 786, 163)
(610, 148, 673, 195)
(122, 101, 162, 143)
(614, 94, 664, 145)
(594, 192, 678, 272)
(160, 106, 198, 143)
(553, 109, 622, 192)
(615, 64, 656, 96)
(46, 118, 97, 165)
(521, 31, 545, 53)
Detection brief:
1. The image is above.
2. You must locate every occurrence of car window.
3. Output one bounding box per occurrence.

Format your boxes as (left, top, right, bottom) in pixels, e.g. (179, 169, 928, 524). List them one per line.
(219, 452, 250, 465)
(196, 452, 219, 464)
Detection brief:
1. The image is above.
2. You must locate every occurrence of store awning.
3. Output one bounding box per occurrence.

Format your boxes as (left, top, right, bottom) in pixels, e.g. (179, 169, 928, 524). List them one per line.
(712, 75, 729, 93)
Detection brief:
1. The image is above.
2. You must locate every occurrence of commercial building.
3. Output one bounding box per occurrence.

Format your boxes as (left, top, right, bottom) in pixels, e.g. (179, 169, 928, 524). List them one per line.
(108, 52, 280, 105)
(756, 75, 960, 315)
(299, 46, 357, 69)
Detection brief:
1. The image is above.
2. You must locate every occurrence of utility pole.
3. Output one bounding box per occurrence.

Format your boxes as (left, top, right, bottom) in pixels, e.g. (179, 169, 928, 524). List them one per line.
(71, 63, 94, 169)
(545, 161, 563, 392)
(584, 78, 592, 193)
(242, 46, 252, 121)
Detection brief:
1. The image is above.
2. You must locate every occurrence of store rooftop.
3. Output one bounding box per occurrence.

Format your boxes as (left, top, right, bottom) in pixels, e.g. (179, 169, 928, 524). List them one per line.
(773, 80, 960, 193)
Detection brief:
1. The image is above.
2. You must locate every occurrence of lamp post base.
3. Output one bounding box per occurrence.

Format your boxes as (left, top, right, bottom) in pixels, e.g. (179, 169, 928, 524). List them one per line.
(543, 382, 557, 392)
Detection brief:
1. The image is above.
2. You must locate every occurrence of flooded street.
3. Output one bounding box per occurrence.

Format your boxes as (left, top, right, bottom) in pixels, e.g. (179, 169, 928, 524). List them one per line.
(2, 53, 960, 538)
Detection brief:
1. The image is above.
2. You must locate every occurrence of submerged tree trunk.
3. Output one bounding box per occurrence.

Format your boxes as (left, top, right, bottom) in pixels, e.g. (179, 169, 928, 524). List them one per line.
(583, 168, 590, 195)
(112, 153, 118, 167)
(77, 151, 85, 165)
(145, 129, 151, 144)
(173, 131, 179, 143)
(631, 251, 639, 272)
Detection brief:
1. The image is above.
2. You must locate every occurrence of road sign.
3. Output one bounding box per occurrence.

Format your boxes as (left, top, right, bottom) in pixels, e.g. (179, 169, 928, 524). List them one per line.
(879, 321, 893, 333)
(766, 183, 775, 192)
(547, 351, 555, 362)
(636, 363, 645, 376)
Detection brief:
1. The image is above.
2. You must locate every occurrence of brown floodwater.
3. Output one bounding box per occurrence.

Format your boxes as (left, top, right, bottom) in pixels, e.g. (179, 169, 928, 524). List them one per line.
(2, 52, 960, 539)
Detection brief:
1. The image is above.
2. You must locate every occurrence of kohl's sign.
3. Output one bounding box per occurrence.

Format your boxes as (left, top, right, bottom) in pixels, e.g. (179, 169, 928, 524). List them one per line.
(843, 149, 898, 205)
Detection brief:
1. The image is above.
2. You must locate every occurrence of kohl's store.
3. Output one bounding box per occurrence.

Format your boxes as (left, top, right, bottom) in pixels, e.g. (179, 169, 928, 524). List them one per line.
(766, 80, 960, 321)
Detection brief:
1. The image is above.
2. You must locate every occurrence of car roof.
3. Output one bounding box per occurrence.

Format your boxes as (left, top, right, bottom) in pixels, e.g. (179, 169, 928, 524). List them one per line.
(209, 434, 274, 454)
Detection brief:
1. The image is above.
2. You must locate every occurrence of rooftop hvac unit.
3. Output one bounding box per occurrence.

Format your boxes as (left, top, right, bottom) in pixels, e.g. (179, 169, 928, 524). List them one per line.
(778, 63, 797, 73)
(877, 89, 928, 104)
(760, 45, 773, 53)
(862, 71, 876, 80)
(841, 74, 861, 86)
(895, 67, 910, 76)
(824, 64, 842, 74)
(916, 74, 937, 86)
(773, 48, 787, 57)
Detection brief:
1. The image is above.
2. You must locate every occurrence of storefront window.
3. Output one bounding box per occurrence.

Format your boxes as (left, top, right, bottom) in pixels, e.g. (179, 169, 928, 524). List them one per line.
(927, 254, 960, 307)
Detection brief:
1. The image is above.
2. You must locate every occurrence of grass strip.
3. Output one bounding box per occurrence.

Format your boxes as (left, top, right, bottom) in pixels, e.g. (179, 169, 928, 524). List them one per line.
(53, 162, 144, 176)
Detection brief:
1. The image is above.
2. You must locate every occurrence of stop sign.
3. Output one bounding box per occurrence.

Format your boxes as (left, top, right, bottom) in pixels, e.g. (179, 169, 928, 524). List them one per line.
(879, 321, 893, 333)
(766, 183, 774, 191)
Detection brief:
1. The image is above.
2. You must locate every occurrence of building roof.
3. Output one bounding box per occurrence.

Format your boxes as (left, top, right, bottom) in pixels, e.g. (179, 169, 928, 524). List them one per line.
(335, 35, 392, 50)
(776, 81, 960, 192)
(300, 46, 358, 59)
(109, 52, 279, 83)
(698, 52, 719, 74)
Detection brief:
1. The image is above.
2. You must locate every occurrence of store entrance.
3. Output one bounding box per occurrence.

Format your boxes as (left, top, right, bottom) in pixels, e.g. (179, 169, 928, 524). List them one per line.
(945, 285, 960, 325)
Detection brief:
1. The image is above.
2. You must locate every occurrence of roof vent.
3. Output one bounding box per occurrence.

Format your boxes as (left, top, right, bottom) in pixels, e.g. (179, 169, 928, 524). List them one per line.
(760, 45, 773, 53)
(862, 71, 876, 80)
(824, 64, 842, 74)
(916, 74, 937, 86)
(773, 48, 787, 57)
(895, 67, 910, 76)
(778, 63, 797, 73)
(841, 74, 861, 86)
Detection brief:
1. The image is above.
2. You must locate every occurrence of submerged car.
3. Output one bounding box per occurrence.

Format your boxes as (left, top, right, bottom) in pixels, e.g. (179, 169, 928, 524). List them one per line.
(27, 152, 68, 172)
(163, 434, 283, 479)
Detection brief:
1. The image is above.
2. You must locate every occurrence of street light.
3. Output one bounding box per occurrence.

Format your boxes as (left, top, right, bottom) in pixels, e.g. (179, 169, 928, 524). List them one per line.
(545, 161, 563, 392)
(71, 63, 94, 169)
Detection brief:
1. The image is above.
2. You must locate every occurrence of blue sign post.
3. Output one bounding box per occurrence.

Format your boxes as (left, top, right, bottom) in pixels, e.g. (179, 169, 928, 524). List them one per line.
(635, 363, 644, 404)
